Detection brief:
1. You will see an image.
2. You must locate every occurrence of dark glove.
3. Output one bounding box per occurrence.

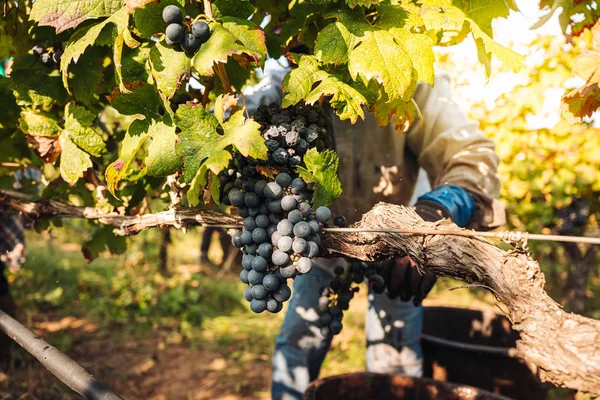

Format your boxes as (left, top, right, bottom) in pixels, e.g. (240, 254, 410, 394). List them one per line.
(383, 200, 451, 306)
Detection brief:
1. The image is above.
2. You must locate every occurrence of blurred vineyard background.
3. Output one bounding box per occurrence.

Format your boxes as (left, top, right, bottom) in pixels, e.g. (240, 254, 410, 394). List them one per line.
(2, 1, 600, 399)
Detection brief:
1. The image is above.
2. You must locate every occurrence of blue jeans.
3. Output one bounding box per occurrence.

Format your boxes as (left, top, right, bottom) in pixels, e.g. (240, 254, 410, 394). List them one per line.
(271, 267, 423, 400)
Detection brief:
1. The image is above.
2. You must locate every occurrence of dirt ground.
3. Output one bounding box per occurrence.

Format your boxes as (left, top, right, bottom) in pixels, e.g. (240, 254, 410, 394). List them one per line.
(0, 312, 272, 400)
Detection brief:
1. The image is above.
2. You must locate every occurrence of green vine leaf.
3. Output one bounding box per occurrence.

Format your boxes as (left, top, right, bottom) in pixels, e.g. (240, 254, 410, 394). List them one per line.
(60, 7, 130, 92)
(297, 149, 342, 208)
(192, 21, 264, 76)
(108, 81, 164, 122)
(175, 98, 266, 184)
(145, 120, 183, 177)
(212, 0, 255, 19)
(105, 119, 150, 197)
(30, 0, 125, 32)
(149, 40, 191, 100)
(10, 54, 68, 108)
(282, 56, 367, 123)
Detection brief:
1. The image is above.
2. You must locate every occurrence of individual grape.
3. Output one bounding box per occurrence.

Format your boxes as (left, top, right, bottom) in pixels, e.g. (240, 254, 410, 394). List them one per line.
(240, 269, 249, 284)
(162, 5, 183, 24)
(268, 213, 283, 226)
(279, 264, 296, 279)
(238, 207, 249, 218)
(353, 274, 364, 284)
(244, 286, 253, 302)
(296, 139, 309, 155)
(250, 299, 267, 313)
(289, 155, 302, 167)
(254, 180, 268, 196)
(243, 217, 257, 231)
(315, 206, 331, 223)
(263, 274, 280, 292)
(330, 319, 343, 335)
(277, 219, 293, 236)
(319, 312, 332, 326)
(329, 306, 342, 317)
(334, 266, 344, 276)
(231, 232, 244, 248)
(40, 53, 53, 66)
(245, 243, 258, 256)
(191, 21, 211, 43)
(307, 241, 319, 258)
(271, 231, 283, 247)
(242, 180, 255, 193)
(255, 214, 270, 229)
(288, 209, 304, 224)
(240, 231, 254, 246)
(223, 181, 235, 194)
(334, 215, 348, 227)
(263, 126, 281, 140)
(242, 254, 255, 270)
(228, 189, 245, 207)
(252, 228, 268, 244)
(275, 173, 292, 188)
(273, 285, 292, 302)
(181, 33, 201, 55)
(251, 285, 267, 300)
(271, 148, 289, 165)
(292, 238, 307, 254)
(248, 270, 265, 285)
(268, 199, 283, 213)
(267, 299, 283, 313)
(296, 257, 312, 274)
(281, 195, 297, 212)
(32, 45, 45, 57)
(248, 207, 260, 217)
(234, 177, 243, 189)
(166, 23, 185, 43)
(52, 51, 62, 64)
(265, 139, 280, 151)
(245, 192, 260, 208)
(272, 249, 289, 266)
(285, 130, 300, 147)
(266, 225, 277, 238)
(264, 182, 283, 199)
(308, 220, 320, 234)
(251, 256, 267, 272)
(291, 178, 307, 193)
(298, 202, 312, 218)
(277, 236, 293, 253)
(293, 221, 311, 238)
(306, 126, 319, 143)
(318, 296, 329, 309)
(258, 242, 273, 258)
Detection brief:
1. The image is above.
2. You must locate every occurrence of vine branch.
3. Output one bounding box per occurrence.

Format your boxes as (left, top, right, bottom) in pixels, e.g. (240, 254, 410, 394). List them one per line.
(0, 190, 599, 395)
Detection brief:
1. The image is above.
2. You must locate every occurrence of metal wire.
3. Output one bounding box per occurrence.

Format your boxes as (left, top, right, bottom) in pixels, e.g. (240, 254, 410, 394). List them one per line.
(199, 224, 600, 245)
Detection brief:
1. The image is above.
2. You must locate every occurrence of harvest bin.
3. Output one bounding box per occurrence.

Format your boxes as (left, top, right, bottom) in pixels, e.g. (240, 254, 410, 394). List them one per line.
(422, 307, 547, 400)
(303, 372, 511, 400)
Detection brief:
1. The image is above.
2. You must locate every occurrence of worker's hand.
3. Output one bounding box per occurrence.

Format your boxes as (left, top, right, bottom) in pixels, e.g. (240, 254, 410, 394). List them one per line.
(382, 199, 453, 305)
(382, 257, 436, 306)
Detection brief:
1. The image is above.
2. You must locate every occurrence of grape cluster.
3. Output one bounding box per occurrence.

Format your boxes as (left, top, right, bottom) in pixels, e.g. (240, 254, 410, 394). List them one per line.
(253, 104, 334, 168)
(316, 261, 386, 338)
(216, 104, 345, 314)
(162, 5, 211, 56)
(32, 43, 62, 67)
(223, 169, 335, 314)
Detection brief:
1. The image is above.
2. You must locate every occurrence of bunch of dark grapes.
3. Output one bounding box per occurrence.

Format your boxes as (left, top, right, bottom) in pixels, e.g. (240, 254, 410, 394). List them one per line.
(252, 103, 334, 168)
(32, 43, 62, 67)
(226, 170, 334, 314)
(316, 261, 386, 338)
(217, 103, 344, 314)
(162, 5, 211, 56)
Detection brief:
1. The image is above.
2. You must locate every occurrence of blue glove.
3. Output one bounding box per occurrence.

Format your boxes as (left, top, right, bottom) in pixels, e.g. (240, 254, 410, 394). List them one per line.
(416, 185, 475, 227)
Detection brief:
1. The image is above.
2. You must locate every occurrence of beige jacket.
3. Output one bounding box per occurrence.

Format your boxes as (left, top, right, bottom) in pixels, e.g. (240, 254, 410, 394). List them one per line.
(329, 72, 505, 229)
